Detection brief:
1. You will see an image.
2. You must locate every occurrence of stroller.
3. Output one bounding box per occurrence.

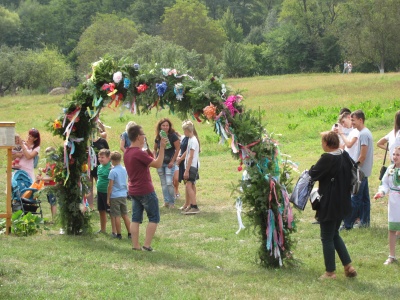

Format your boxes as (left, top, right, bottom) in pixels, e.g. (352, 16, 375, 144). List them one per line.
(11, 170, 43, 218)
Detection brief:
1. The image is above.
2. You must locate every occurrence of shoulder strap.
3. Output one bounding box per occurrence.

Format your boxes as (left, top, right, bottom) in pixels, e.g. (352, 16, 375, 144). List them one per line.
(383, 143, 389, 166)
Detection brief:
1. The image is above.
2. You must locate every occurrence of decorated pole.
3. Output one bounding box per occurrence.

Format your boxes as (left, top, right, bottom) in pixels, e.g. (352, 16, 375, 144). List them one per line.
(48, 57, 295, 267)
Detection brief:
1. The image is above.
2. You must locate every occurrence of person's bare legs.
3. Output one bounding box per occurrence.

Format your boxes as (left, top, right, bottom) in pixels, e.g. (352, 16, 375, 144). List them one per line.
(122, 214, 131, 233)
(173, 170, 180, 196)
(182, 182, 190, 209)
(131, 222, 140, 249)
(50, 205, 57, 222)
(186, 182, 197, 205)
(114, 216, 121, 234)
(99, 210, 107, 232)
(389, 230, 396, 258)
(110, 214, 116, 234)
(143, 222, 158, 248)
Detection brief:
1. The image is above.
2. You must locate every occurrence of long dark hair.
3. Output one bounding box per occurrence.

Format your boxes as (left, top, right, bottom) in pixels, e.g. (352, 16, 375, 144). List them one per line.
(155, 118, 176, 141)
(394, 110, 400, 136)
(29, 128, 41, 149)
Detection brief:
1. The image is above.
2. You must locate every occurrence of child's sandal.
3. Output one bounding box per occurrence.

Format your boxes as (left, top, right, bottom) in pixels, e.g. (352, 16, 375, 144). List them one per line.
(384, 256, 397, 265)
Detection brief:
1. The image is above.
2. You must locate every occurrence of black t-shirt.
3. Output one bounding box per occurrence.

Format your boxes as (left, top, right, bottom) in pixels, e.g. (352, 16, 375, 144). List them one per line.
(91, 138, 109, 178)
(155, 133, 179, 164)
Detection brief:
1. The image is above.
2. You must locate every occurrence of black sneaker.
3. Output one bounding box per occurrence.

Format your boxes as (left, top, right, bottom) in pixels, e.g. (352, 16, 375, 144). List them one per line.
(128, 233, 132, 239)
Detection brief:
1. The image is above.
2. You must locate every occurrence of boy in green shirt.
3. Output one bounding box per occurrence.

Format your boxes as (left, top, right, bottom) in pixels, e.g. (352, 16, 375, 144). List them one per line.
(97, 149, 112, 234)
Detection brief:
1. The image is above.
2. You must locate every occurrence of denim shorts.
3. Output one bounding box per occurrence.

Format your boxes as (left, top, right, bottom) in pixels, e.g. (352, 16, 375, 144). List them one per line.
(130, 191, 160, 224)
(47, 193, 56, 206)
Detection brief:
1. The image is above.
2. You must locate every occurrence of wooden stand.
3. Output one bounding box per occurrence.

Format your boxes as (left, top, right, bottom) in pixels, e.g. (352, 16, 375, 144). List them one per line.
(0, 122, 16, 235)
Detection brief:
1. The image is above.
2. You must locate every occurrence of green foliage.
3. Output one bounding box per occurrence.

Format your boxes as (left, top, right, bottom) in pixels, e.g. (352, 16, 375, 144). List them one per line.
(336, 0, 400, 73)
(129, 0, 175, 35)
(220, 8, 243, 42)
(161, 0, 227, 57)
(121, 35, 203, 77)
(222, 42, 256, 77)
(11, 210, 43, 237)
(75, 13, 139, 75)
(0, 5, 20, 46)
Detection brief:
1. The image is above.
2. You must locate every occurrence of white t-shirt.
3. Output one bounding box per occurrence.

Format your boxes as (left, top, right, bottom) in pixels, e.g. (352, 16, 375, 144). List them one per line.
(185, 136, 200, 169)
(332, 124, 352, 147)
(384, 130, 400, 162)
(345, 128, 360, 161)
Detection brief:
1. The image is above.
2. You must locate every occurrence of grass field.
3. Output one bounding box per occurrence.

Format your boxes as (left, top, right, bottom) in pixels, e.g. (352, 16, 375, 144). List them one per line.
(1, 72, 400, 299)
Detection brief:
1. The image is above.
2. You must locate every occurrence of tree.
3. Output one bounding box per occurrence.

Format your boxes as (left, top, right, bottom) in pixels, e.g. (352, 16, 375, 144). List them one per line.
(220, 8, 243, 42)
(75, 13, 139, 74)
(222, 42, 256, 77)
(0, 45, 23, 96)
(276, 0, 343, 72)
(336, 0, 400, 73)
(161, 0, 227, 57)
(121, 35, 202, 73)
(17, 0, 54, 49)
(19, 48, 74, 91)
(129, 0, 175, 35)
(0, 5, 21, 46)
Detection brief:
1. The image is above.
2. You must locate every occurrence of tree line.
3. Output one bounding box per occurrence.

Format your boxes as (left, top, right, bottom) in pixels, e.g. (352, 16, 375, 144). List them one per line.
(1, 0, 399, 95)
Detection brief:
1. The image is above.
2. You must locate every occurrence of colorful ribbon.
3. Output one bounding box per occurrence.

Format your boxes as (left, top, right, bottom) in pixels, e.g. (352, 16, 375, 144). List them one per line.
(235, 198, 246, 234)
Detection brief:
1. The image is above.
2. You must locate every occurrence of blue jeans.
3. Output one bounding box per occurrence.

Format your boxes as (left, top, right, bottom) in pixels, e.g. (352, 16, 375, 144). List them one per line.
(157, 163, 175, 204)
(320, 219, 352, 272)
(344, 177, 370, 229)
(130, 191, 160, 224)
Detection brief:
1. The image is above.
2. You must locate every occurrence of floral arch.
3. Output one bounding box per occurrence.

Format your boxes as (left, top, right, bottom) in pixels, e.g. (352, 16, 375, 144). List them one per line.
(49, 57, 295, 267)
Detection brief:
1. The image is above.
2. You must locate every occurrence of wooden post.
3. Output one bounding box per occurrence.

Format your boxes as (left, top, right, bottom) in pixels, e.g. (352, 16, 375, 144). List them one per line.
(0, 122, 16, 235)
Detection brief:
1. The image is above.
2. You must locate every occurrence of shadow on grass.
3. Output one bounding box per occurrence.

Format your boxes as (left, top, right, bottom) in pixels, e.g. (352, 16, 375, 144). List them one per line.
(58, 234, 208, 271)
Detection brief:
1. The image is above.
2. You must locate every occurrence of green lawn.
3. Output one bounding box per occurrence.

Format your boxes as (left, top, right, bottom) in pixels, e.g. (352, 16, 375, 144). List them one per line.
(1, 73, 400, 299)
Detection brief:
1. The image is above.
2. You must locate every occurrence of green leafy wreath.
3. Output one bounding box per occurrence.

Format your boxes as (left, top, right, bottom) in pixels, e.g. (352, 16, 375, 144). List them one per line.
(48, 56, 296, 267)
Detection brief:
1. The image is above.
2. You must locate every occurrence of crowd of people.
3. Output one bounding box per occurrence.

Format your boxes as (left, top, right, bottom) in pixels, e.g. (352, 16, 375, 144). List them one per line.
(310, 108, 400, 279)
(11, 118, 201, 252)
(11, 107, 400, 271)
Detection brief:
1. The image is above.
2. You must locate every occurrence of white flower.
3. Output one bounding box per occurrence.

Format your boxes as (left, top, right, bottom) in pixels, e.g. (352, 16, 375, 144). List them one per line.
(113, 71, 123, 84)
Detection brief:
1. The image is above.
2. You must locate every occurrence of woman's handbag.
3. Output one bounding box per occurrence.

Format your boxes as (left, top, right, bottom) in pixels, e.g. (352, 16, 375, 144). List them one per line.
(379, 143, 389, 181)
(188, 166, 199, 181)
(310, 188, 322, 210)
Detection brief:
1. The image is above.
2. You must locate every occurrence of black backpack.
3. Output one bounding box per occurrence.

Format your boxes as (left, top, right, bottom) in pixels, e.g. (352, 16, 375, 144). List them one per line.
(343, 151, 365, 194)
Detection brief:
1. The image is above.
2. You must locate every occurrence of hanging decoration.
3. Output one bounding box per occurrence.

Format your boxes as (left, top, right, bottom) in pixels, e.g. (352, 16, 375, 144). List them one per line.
(47, 56, 295, 267)
(174, 83, 184, 101)
(203, 103, 217, 120)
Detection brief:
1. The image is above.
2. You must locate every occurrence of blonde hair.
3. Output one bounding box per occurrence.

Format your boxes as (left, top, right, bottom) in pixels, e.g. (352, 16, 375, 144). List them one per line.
(125, 121, 137, 132)
(182, 120, 194, 132)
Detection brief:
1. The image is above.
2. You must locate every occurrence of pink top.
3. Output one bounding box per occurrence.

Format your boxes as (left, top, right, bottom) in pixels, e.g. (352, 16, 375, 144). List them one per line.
(19, 146, 40, 181)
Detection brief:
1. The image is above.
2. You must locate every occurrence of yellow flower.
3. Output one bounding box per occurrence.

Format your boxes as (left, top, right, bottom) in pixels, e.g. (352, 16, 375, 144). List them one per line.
(53, 120, 62, 129)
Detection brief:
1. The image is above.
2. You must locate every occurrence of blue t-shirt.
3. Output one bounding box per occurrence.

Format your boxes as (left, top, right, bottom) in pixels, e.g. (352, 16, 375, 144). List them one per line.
(108, 164, 128, 198)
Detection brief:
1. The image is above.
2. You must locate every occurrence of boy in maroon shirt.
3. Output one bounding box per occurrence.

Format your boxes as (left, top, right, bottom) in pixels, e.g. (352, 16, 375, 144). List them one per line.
(124, 125, 167, 251)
